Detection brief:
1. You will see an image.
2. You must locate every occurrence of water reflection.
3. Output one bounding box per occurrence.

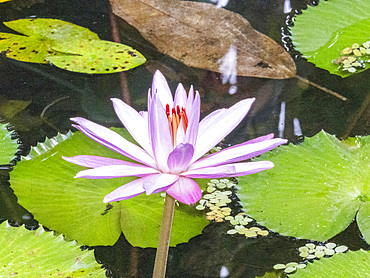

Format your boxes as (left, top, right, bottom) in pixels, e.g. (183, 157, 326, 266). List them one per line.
(210, 0, 229, 9)
(0, 0, 369, 277)
(218, 45, 237, 95)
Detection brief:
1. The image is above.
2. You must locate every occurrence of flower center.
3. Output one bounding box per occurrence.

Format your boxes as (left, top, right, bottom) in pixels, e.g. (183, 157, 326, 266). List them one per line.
(166, 104, 188, 146)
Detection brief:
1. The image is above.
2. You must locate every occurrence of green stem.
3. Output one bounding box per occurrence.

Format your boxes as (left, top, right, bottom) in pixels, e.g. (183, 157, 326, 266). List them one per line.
(152, 194, 176, 278)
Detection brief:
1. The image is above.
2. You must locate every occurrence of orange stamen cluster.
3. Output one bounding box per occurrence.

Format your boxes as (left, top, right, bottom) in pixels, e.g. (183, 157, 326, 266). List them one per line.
(166, 104, 188, 146)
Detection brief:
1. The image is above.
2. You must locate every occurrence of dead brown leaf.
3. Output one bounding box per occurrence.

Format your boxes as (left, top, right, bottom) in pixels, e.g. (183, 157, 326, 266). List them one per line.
(110, 0, 297, 79)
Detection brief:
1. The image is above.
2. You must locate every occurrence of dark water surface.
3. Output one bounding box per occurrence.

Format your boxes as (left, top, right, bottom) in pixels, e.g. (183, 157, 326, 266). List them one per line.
(0, 0, 369, 277)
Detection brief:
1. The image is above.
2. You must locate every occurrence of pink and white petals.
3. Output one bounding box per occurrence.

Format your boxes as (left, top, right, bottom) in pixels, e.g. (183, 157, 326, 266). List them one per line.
(148, 94, 172, 172)
(173, 83, 188, 108)
(74, 164, 160, 179)
(184, 85, 195, 114)
(142, 173, 179, 195)
(165, 177, 202, 205)
(103, 177, 146, 203)
(71, 117, 156, 168)
(167, 143, 194, 174)
(62, 155, 139, 168)
(66, 71, 284, 206)
(152, 70, 173, 109)
(110, 98, 153, 157)
(190, 137, 287, 170)
(192, 98, 256, 162)
(183, 92, 200, 147)
(183, 161, 274, 178)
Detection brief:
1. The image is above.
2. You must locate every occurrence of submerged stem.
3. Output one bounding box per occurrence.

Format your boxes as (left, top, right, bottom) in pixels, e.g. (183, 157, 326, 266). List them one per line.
(295, 75, 348, 101)
(152, 194, 175, 278)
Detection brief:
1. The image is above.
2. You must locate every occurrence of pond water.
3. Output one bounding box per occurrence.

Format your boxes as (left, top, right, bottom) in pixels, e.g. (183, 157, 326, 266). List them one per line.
(0, 0, 369, 277)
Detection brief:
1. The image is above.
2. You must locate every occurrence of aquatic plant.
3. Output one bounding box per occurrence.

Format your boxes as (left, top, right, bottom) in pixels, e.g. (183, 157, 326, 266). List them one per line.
(238, 131, 370, 243)
(290, 0, 370, 77)
(0, 18, 146, 73)
(0, 123, 18, 164)
(0, 222, 105, 277)
(63, 70, 287, 204)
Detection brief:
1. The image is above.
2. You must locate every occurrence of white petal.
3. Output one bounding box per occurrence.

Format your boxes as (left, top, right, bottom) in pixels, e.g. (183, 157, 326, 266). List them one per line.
(142, 173, 179, 194)
(111, 98, 153, 157)
(192, 98, 255, 162)
(62, 155, 137, 168)
(190, 137, 287, 170)
(198, 108, 226, 136)
(183, 161, 274, 178)
(71, 117, 156, 168)
(174, 83, 187, 108)
(75, 164, 160, 179)
(103, 177, 146, 203)
(148, 94, 172, 172)
(185, 86, 194, 112)
(152, 70, 173, 109)
(183, 91, 200, 147)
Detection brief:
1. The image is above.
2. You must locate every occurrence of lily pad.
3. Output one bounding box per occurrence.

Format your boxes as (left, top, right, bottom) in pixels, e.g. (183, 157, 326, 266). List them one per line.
(0, 221, 105, 277)
(238, 131, 370, 243)
(0, 18, 99, 63)
(0, 18, 146, 73)
(48, 39, 146, 74)
(10, 129, 208, 247)
(290, 0, 370, 77)
(292, 249, 370, 277)
(0, 123, 18, 164)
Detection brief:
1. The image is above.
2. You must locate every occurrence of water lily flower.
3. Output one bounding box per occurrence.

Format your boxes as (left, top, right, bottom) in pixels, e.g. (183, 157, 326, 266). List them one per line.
(63, 71, 287, 205)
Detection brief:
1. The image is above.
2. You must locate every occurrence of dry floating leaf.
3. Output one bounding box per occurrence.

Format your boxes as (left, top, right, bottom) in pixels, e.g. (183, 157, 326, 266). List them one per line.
(110, 0, 297, 79)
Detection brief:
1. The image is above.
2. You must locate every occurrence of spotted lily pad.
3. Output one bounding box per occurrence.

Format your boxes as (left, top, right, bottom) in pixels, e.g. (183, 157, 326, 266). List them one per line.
(48, 39, 146, 74)
(0, 221, 105, 277)
(292, 249, 370, 277)
(238, 131, 370, 243)
(10, 129, 208, 247)
(0, 18, 146, 73)
(0, 18, 99, 63)
(290, 0, 370, 77)
(0, 123, 18, 164)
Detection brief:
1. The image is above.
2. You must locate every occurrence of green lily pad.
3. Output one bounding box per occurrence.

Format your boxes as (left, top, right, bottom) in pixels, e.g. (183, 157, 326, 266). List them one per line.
(0, 221, 105, 277)
(292, 249, 370, 277)
(290, 0, 370, 77)
(0, 18, 146, 74)
(0, 18, 99, 63)
(0, 123, 18, 164)
(47, 39, 146, 74)
(10, 129, 208, 247)
(238, 131, 370, 242)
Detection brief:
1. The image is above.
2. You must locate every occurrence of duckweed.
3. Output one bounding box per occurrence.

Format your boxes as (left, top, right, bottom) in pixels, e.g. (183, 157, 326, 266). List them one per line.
(273, 262, 306, 274)
(298, 242, 348, 259)
(196, 178, 237, 222)
(274, 242, 349, 275)
(334, 40, 370, 73)
(196, 178, 269, 238)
